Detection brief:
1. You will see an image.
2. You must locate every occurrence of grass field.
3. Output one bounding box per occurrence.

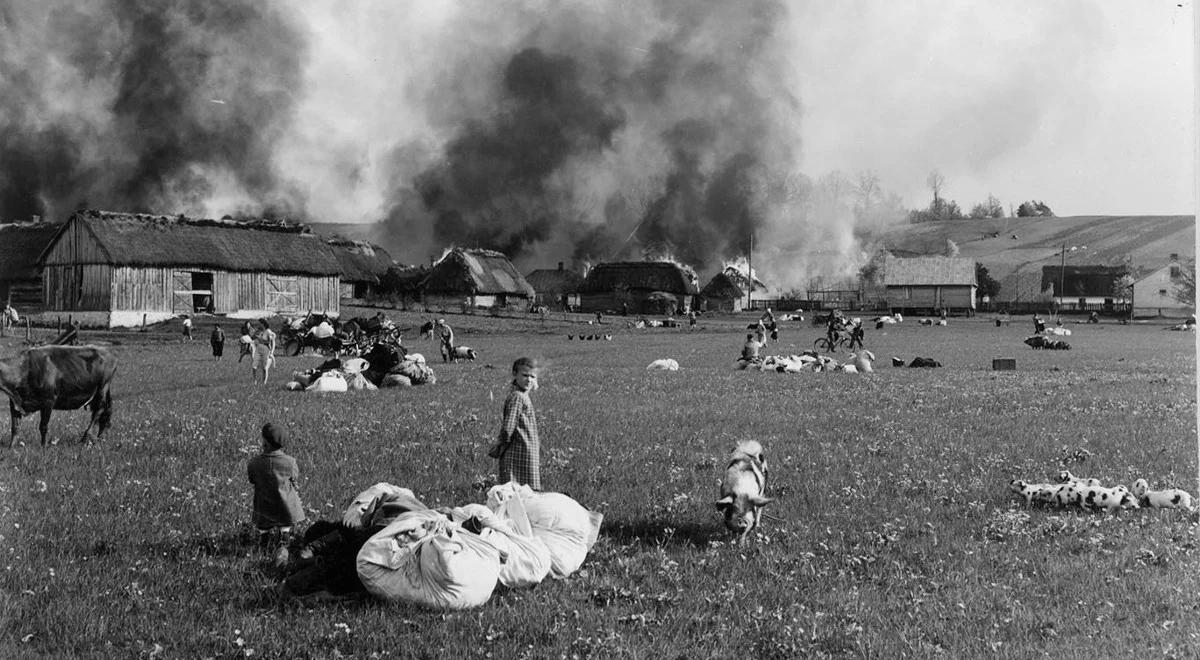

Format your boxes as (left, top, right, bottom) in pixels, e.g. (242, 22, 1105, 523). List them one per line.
(1, 309, 1197, 659)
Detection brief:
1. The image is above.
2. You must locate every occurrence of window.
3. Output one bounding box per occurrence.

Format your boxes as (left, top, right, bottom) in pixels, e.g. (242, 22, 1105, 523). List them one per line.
(1159, 289, 1168, 296)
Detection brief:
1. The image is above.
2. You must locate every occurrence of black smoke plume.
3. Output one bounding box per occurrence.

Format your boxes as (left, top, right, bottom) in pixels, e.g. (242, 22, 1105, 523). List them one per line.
(0, 0, 305, 221)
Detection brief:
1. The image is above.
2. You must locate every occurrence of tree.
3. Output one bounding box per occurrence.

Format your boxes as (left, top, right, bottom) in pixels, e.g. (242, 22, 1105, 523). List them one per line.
(1173, 258, 1195, 306)
(926, 170, 945, 207)
(1016, 200, 1055, 217)
(975, 263, 1001, 299)
(968, 194, 1005, 219)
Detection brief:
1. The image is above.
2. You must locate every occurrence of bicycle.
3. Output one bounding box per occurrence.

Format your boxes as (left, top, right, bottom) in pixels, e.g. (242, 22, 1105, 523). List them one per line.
(813, 333, 851, 353)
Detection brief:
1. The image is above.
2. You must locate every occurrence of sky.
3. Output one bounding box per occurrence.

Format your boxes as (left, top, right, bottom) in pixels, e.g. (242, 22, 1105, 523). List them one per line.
(1, 0, 1195, 283)
(789, 1, 1196, 217)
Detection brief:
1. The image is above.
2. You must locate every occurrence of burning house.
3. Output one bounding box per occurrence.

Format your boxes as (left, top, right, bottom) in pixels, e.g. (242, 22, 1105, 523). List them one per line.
(0, 220, 60, 311)
(420, 248, 535, 311)
(577, 261, 699, 315)
(326, 238, 396, 302)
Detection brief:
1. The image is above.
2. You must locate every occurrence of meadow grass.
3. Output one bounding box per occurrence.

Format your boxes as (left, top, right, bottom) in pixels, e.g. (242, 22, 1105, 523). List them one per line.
(0, 310, 1196, 659)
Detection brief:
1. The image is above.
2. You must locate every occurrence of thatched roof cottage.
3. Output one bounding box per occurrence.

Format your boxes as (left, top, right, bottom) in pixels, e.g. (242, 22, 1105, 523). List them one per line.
(884, 256, 977, 314)
(421, 248, 535, 311)
(577, 261, 699, 314)
(525, 262, 584, 309)
(37, 210, 341, 327)
(698, 272, 747, 312)
(325, 238, 396, 301)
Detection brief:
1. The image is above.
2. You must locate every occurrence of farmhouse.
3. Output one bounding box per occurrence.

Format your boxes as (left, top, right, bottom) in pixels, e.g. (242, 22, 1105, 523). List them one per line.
(326, 238, 396, 302)
(0, 220, 60, 311)
(525, 262, 584, 310)
(1040, 265, 1128, 312)
(421, 247, 534, 311)
(379, 264, 430, 310)
(698, 272, 746, 312)
(577, 261, 699, 314)
(884, 256, 977, 315)
(38, 210, 341, 328)
(1132, 260, 1193, 318)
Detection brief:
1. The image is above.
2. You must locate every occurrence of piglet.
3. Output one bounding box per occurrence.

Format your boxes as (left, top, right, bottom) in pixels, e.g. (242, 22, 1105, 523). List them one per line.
(715, 440, 773, 540)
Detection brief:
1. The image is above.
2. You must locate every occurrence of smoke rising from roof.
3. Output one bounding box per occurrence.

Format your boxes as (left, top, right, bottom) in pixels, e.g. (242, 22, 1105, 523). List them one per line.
(5, 0, 841, 286)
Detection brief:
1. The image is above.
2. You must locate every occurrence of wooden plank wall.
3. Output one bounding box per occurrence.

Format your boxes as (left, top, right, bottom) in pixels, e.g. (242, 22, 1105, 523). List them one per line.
(42, 218, 106, 265)
(111, 266, 170, 311)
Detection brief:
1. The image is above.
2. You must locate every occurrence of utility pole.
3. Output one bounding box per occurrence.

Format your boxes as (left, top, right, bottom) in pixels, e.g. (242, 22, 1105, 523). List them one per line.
(747, 232, 753, 311)
(1058, 242, 1066, 317)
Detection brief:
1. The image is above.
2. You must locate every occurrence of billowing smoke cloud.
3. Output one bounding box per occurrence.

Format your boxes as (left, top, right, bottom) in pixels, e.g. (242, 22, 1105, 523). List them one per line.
(4, 1, 1141, 291)
(0, 0, 305, 220)
(380, 0, 803, 276)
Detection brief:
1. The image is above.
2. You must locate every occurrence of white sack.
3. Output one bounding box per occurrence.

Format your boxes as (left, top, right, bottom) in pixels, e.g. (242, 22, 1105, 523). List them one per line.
(306, 371, 348, 392)
(447, 503, 552, 589)
(487, 482, 603, 579)
(342, 483, 428, 529)
(356, 510, 500, 610)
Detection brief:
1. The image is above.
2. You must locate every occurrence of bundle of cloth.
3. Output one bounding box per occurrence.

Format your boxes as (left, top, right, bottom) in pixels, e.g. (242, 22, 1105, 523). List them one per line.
(284, 357, 377, 392)
(279, 482, 603, 610)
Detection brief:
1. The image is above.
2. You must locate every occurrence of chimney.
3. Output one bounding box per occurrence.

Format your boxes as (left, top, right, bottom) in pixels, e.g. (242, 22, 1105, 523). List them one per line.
(557, 261, 564, 271)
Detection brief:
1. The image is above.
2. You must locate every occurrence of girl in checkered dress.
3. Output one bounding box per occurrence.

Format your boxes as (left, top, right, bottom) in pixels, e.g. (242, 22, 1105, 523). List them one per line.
(495, 357, 541, 490)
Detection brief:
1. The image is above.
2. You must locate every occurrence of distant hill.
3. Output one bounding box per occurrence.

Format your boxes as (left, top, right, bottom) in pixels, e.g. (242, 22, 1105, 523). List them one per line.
(875, 215, 1195, 301)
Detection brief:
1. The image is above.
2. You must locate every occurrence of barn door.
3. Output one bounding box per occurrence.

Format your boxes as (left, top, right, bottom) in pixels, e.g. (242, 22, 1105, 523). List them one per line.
(265, 275, 299, 312)
(172, 272, 193, 313)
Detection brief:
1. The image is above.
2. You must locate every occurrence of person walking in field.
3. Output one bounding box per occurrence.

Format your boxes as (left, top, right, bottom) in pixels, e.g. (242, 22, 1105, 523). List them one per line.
(435, 318, 454, 363)
(181, 314, 193, 341)
(248, 423, 305, 565)
(848, 319, 865, 350)
(489, 357, 542, 490)
(251, 318, 277, 384)
(210, 324, 226, 360)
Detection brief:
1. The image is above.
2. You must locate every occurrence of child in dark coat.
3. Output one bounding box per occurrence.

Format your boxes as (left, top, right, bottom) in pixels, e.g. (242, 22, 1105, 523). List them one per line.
(210, 324, 225, 359)
(248, 423, 305, 559)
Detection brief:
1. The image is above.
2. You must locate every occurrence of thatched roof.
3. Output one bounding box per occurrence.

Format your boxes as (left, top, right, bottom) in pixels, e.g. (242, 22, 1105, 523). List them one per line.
(700, 272, 744, 299)
(382, 264, 430, 293)
(0, 222, 61, 280)
(577, 261, 700, 295)
(42, 210, 341, 276)
(525, 267, 584, 296)
(326, 238, 395, 284)
(423, 248, 534, 297)
(1041, 265, 1127, 297)
(885, 256, 976, 286)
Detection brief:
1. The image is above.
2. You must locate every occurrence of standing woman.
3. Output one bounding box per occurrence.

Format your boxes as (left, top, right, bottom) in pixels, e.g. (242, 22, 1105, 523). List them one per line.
(251, 318, 277, 384)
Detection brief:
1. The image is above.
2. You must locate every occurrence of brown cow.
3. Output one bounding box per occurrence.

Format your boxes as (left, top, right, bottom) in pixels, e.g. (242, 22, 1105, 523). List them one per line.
(0, 345, 117, 448)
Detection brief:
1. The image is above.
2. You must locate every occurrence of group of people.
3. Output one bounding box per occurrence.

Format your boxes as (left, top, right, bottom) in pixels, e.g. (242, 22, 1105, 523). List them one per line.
(825, 311, 864, 351)
(195, 317, 277, 382)
(248, 356, 544, 579)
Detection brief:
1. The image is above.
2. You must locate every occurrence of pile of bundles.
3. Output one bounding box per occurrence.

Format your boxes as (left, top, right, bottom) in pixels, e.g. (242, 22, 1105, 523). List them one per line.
(284, 351, 436, 392)
(1008, 469, 1194, 513)
(280, 482, 603, 609)
(743, 351, 876, 374)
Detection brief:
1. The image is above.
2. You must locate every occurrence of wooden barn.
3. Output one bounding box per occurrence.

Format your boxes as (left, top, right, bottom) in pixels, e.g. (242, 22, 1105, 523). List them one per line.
(421, 248, 535, 311)
(525, 262, 584, 310)
(698, 272, 746, 312)
(577, 261, 699, 314)
(884, 256, 977, 315)
(326, 238, 396, 301)
(0, 221, 60, 310)
(38, 210, 341, 328)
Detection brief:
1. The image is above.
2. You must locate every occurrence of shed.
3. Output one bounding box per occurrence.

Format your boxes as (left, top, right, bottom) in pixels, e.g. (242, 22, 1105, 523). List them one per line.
(525, 262, 584, 310)
(577, 261, 699, 314)
(421, 248, 535, 310)
(699, 272, 745, 312)
(1041, 265, 1128, 308)
(884, 256, 977, 314)
(0, 221, 61, 310)
(326, 238, 396, 300)
(38, 210, 341, 328)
